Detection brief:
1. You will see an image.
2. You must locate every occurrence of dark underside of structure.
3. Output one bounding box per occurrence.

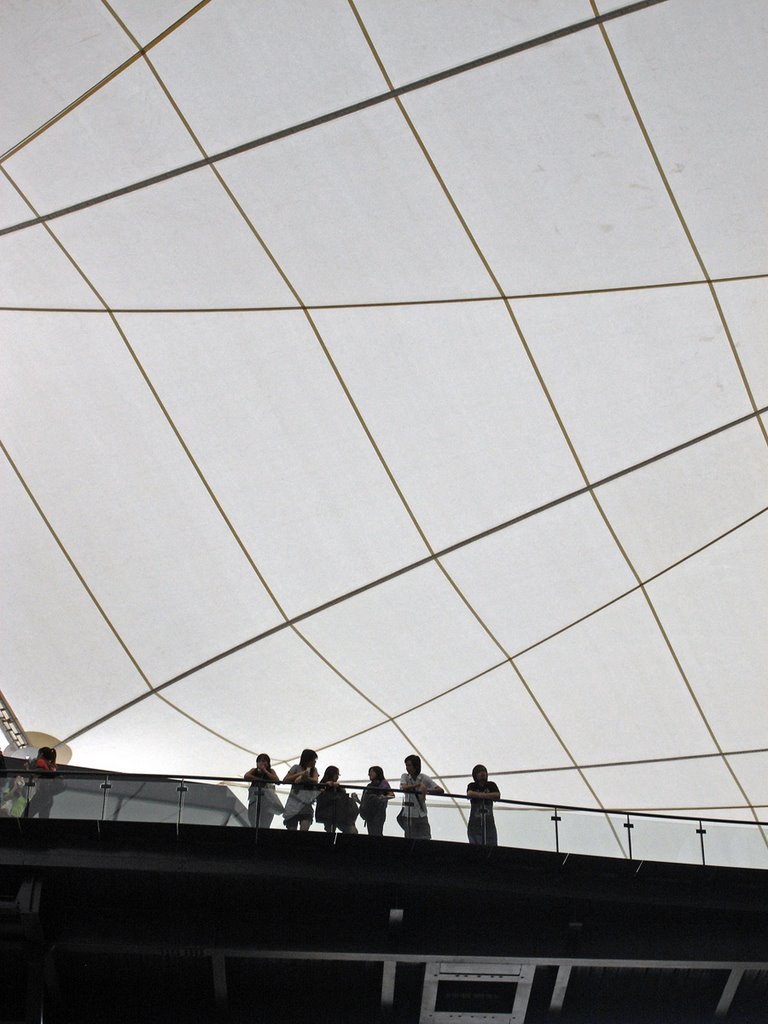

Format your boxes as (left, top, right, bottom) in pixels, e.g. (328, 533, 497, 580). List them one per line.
(1, 819, 767, 1023)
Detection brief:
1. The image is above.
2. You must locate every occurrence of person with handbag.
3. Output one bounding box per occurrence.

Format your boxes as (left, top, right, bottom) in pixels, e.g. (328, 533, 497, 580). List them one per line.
(243, 753, 283, 828)
(359, 765, 394, 836)
(398, 755, 444, 839)
(314, 766, 359, 834)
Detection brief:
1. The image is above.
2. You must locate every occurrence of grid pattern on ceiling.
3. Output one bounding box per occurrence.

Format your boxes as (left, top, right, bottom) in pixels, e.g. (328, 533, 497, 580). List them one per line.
(2, 0, 766, 828)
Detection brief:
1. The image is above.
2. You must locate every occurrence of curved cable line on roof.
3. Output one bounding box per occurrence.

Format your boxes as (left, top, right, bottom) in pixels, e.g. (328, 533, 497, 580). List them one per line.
(348, 0, 764, 849)
(590, 0, 768, 834)
(0, 0, 214, 165)
(0, 0, 669, 239)
(0, 270, 765, 314)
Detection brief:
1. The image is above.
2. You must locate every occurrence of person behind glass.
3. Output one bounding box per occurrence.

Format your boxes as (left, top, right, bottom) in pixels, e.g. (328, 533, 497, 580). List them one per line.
(315, 766, 359, 834)
(466, 764, 500, 846)
(243, 753, 282, 829)
(0, 752, 27, 818)
(399, 755, 444, 839)
(360, 765, 394, 837)
(282, 748, 319, 831)
(28, 746, 58, 819)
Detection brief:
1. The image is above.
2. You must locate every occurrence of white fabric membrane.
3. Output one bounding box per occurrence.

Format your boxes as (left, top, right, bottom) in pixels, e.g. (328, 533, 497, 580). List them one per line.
(3, 1, 767, 857)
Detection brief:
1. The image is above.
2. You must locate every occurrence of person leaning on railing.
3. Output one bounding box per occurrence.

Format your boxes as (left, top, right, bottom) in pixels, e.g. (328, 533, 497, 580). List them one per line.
(243, 753, 283, 828)
(359, 765, 394, 836)
(282, 748, 319, 831)
(398, 754, 444, 839)
(466, 764, 500, 846)
(314, 766, 360, 834)
(28, 746, 63, 820)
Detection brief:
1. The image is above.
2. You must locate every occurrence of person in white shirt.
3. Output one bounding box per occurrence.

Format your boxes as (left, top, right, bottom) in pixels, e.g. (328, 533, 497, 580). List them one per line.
(399, 755, 444, 839)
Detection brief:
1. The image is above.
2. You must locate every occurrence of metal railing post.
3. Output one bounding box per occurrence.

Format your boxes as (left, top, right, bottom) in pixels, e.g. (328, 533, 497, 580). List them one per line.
(624, 813, 634, 860)
(100, 775, 112, 821)
(24, 774, 35, 818)
(551, 807, 561, 853)
(697, 819, 707, 866)
(176, 778, 188, 833)
(255, 781, 263, 845)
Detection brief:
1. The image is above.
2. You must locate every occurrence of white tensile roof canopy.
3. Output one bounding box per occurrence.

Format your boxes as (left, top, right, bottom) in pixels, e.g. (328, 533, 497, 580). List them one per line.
(2, 0, 767, 846)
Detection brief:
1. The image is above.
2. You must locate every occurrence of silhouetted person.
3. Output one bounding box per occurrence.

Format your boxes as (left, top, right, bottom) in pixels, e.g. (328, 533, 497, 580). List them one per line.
(360, 765, 394, 836)
(399, 755, 443, 839)
(466, 764, 500, 846)
(315, 766, 359, 834)
(244, 753, 282, 828)
(283, 749, 319, 831)
(28, 746, 58, 819)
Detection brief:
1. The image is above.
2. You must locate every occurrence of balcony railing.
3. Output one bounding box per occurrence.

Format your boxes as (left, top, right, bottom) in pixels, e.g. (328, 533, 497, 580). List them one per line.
(2, 769, 767, 871)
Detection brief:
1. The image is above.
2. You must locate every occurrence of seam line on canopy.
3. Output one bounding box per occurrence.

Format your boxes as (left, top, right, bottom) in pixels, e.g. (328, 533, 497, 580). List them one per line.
(349, 0, 764, 852)
(592, 0, 767, 839)
(1, 271, 765, 314)
(0, 0, 214, 165)
(0, 0, 669, 239)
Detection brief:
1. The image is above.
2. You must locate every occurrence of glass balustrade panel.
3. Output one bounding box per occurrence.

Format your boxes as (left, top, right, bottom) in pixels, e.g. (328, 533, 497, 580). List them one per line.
(556, 809, 630, 859)
(627, 814, 703, 866)
(181, 778, 251, 827)
(40, 773, 110, 820)
(0, 772, 36, 819)
(493, 804, 558, 853)
(106, 778, 187, 824)
(419, 800, 469, 843)
(698, 819, 768, 870)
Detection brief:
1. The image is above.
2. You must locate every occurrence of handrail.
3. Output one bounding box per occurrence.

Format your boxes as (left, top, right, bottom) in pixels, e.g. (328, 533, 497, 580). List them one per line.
(3, 768, 766, 829)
